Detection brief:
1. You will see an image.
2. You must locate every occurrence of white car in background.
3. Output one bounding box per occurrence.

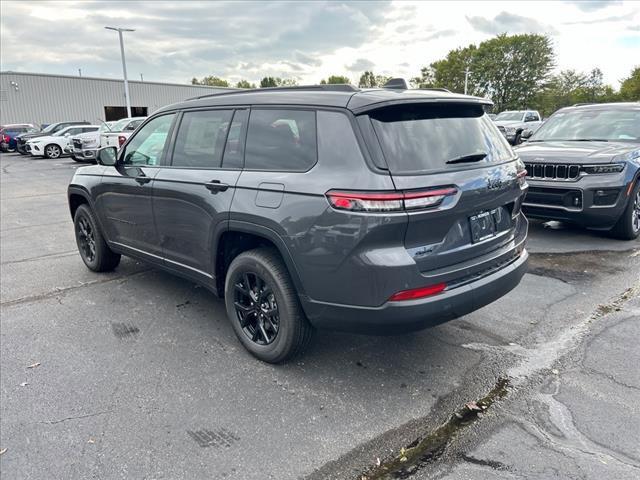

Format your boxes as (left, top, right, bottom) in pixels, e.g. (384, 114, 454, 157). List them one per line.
(100, 116, 146, 149)
(68, 122, 114, 163)
(27, 125, 100, 159)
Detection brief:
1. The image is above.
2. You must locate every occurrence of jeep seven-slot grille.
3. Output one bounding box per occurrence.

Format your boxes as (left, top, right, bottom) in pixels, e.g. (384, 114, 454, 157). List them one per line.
(524, 163, 580, 180)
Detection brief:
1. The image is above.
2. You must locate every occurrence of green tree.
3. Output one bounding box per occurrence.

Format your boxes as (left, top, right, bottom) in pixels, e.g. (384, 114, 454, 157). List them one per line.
(191, 75, 229, 87)
(414, 44, 478, 93)
(358, 71, 391, 88)
(619, 66, 640, 100)
(472, 34, 555, 111)
(259, 77, 298, 88)
(320, 75, 351, 84)
(236, 80, 256, 89)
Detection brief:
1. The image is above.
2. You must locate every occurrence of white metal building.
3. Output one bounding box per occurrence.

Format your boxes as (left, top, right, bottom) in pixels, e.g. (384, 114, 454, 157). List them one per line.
(0, 71, 229, 126)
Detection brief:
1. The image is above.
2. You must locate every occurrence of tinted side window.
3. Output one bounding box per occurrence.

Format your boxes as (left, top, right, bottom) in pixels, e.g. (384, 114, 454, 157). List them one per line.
(123, 114, 175, 166)
(172, 110, 232, 168)
(245, 109, 317, 171)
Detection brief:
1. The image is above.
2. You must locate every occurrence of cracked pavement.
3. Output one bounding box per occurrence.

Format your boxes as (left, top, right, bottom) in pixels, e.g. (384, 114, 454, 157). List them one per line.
(1, 153, 639, 479)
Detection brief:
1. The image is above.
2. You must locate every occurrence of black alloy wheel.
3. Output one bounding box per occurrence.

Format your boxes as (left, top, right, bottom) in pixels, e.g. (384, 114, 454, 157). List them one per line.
(76, 215, 97, 264)
(233, 272, 280, 345)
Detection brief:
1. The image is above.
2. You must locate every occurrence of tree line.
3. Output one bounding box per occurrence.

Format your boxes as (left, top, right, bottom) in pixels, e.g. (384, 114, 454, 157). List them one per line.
(191, 33, 639, 117)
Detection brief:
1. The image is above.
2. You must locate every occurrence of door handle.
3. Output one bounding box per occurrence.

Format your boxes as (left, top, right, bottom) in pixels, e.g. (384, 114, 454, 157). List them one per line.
(205, 180, 229, 193)
(135, 176, 152, 185)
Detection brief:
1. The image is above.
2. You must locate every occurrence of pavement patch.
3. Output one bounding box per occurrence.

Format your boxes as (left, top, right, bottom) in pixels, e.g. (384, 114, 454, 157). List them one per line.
(187, 429, 240, 448)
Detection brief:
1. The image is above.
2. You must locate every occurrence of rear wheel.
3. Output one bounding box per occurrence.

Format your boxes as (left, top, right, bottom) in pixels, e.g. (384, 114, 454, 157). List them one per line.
(224, 248, 314, 363)
(609, 181, 640, 240)
(44, 144, 62, 159)
(74, 204, 121, 271)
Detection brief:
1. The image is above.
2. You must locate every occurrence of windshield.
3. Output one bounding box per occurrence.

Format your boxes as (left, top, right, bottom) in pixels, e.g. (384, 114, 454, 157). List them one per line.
(52, 128, 70, 137)
(369, 103, 513, 174)
(109, 118, 139, 132)
(530, 107, 640, 142)
(99, 122, 114, 133)
(41, 124, 57, 133)
(495, 112, 523, 121)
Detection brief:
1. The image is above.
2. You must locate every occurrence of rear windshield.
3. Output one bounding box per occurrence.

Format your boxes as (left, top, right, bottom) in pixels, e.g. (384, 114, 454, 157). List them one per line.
(369, 103, 514, 174)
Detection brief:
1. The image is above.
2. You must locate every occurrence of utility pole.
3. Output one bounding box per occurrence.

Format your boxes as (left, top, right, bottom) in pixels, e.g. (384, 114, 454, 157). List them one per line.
(78, 68, 82, 77)
(105, 26, 135, 118)
(140, 73, 144, 82)
(464, 68, 471, 95)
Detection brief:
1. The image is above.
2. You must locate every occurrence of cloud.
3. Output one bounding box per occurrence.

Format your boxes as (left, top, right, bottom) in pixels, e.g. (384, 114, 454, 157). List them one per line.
(466, 12, 558, 35)
(0, 0, 391, 83)
(420, 29, 457, 41)
(564, 14, 631, 24)
(565, 0, 622, 12)
(345, 58, 375, 72)
(293, 51, 321, 67)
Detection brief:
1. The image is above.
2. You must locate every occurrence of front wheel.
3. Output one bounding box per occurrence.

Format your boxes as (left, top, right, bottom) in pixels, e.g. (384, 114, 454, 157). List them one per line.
(224, 248, 314, 363)
(74, 204, 121, 271)
(609, 181, 640, 240)
(44, 144, 62, 159)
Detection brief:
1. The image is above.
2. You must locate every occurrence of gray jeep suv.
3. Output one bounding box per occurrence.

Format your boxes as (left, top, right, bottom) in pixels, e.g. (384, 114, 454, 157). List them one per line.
(68, 82, 529, 363)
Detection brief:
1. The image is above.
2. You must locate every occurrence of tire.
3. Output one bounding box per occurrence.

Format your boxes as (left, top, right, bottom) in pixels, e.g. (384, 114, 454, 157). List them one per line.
(73, 204, 121, 272)
(514, 132, 522, 145)
(224, 248, 314, 363)
(44, 144, 62, 159)
(71, 155, 86, 163)
(609, 181, 640, 240)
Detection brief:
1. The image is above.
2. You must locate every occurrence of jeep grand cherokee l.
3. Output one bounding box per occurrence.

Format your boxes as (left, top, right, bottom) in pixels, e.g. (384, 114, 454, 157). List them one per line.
(517, 102, 640, 240)
(67, 82, 529, 363)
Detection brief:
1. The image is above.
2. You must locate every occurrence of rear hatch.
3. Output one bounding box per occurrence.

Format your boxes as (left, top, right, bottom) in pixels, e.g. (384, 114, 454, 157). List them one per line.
(366, 102, 527, 276)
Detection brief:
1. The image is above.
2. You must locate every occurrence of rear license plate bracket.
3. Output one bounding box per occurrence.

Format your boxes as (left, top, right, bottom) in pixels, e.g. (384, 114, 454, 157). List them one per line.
(469, 209, 499, 243)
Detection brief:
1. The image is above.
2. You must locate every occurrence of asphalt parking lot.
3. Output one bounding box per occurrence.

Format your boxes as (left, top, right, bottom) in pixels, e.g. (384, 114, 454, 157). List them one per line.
(1, 152, 639, 480)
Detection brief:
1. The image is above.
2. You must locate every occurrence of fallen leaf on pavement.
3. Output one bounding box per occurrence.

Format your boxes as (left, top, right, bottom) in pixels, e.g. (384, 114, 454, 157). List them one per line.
(27, 362, 41, 369)
(87, 438, 95, 444)
(0, 448, 6, 455)
(19, 382, 28, 387)
(551, 369, 559, 375)
(375, 457, 381, 466)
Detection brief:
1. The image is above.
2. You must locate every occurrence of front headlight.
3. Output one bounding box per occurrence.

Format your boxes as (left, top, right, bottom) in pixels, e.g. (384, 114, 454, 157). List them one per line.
(581, 163, 625, 174)
(505, 127, 517, 135)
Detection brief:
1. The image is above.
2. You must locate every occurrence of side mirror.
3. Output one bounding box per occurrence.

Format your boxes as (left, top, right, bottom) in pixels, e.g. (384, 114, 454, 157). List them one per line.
(521, 129, 534, 141)
(64, 132, 70, 137)
(96, 146, 118, 166)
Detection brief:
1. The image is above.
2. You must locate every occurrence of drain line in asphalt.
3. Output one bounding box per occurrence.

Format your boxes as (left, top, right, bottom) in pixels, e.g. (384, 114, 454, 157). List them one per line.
(359, 377, 510, 480)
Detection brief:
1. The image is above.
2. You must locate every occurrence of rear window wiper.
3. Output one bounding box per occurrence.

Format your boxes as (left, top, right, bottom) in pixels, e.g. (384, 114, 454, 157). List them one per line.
(445, 152, 487, 164)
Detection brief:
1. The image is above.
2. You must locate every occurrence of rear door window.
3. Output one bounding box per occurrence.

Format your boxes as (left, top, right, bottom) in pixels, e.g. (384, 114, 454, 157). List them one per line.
(244, 109, 317, 171)
(368, 103, 513, 174)
(172, 109, 233, 168)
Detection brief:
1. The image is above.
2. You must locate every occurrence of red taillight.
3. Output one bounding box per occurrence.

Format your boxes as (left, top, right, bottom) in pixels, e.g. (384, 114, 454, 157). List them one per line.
(118, 135, 127, 147)
(389, 283, 447, 301)
(326, 187, 457, 212)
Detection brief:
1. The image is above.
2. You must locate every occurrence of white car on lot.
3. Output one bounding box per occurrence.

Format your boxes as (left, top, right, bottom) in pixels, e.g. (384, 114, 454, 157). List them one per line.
(27, 125, 100, 159)
(100, 117, 146, 149)
(68, 122, 114, 163)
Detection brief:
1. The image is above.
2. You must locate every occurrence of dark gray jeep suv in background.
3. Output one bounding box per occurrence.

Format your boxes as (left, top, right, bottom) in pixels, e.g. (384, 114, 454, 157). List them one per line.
(67, 82, 529, 362)
(517, 103, 640, 240)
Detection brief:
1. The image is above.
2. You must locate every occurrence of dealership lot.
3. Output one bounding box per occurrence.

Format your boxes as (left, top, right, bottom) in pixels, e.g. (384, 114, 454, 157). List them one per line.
(1, 153, 639, 479)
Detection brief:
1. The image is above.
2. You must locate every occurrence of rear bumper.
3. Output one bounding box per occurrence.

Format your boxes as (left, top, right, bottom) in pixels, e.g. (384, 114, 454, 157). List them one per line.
(523, 176, 631, 229)
(301, 248, 528, 334)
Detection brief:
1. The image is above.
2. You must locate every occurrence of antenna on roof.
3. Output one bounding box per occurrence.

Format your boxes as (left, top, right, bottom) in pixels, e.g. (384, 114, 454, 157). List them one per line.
(382, 78, 409, 90)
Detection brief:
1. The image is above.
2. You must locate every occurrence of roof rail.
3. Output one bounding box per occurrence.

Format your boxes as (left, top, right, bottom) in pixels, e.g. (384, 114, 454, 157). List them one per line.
(186, 83, 360, 101)
(420, 87, 451, 93)
(572, 103, 594, 107)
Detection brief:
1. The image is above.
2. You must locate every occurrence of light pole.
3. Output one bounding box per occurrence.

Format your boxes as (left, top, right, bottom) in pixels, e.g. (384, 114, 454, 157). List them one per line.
(105, 26, 135, 118)
(464, 68, 471, 95)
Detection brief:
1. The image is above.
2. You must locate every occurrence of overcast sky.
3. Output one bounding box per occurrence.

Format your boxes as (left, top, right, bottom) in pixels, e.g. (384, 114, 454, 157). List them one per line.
(1, 1, 638, 88)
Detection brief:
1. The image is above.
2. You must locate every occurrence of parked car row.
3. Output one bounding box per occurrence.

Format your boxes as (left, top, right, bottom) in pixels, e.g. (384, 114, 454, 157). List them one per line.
(2, 117, 147, 160)
(0, 123, 39, 152)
